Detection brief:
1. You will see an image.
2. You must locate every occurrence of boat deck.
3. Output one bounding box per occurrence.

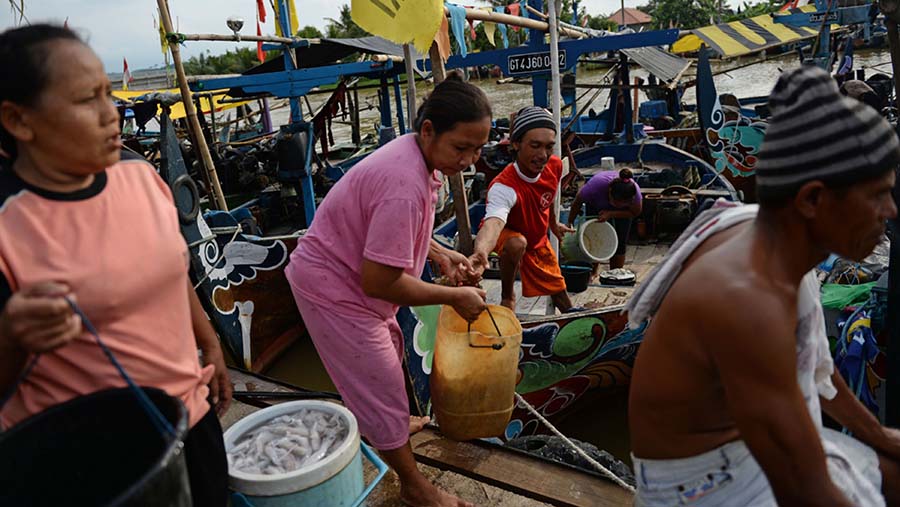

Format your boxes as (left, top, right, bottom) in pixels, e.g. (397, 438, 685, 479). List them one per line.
(581, 161, 673, 176)
(482, 241, 670, 320)
(224, 368, 632, 506)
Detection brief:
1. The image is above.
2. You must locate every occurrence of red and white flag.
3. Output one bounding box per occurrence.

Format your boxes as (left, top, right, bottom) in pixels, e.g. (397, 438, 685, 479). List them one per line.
(256, 1, 266, 63)
(122, 58, 134, 91)
(256, 20, 266, 63)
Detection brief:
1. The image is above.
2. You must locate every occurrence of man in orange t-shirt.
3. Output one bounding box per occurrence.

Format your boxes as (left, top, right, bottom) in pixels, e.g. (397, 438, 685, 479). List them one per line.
(471, 107, 576, 313)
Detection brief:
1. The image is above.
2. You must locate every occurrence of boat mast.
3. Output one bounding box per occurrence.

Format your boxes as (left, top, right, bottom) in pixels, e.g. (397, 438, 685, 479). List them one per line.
(548, 0, 562, 315)
(157, 0, 229, 211)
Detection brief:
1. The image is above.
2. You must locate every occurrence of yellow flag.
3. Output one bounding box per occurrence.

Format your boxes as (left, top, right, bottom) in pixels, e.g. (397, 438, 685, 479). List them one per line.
(156, 13, 169, 56)
(351, 0, 443, 54)
(481, 8, 496, 47)
(274, 0, 300, 37)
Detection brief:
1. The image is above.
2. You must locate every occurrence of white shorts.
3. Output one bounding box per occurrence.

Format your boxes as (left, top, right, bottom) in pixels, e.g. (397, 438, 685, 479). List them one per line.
(632, 428, 883, 506)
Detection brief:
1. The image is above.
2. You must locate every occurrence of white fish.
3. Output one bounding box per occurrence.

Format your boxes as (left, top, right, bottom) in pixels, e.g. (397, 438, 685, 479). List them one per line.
(310, 422, 321, 451)
(227, 408, 349, 475)
(254, 430, 275, 456)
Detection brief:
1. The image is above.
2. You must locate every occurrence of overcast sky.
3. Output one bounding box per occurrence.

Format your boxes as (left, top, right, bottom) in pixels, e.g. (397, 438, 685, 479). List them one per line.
(2, 0, 660, 71)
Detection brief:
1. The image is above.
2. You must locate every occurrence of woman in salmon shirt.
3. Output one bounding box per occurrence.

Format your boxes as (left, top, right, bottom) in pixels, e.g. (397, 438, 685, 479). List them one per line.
(286, 73, 489, 507)
(0, 25, 230, 506)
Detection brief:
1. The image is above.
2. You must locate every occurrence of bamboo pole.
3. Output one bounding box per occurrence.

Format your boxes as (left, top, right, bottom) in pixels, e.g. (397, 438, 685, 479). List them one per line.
(525, 4, 597, 39)
(179, 33, 296, 44)
(548, 0, 563, 316)
(372, 54, 407, 63)
(430, 43, 473, 255)
(179, 8, 580, 48)
(157, 0, 228, 211)
(351, 84, 361, 145)
(633, 77, 641, 124)
(445, 6, 585, 39)
(403, 44, 418, 132)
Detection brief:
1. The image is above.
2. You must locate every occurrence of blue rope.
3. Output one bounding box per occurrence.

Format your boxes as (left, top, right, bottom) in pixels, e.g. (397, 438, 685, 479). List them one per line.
(0, 354, 40, 411)
(0, 299, 175, 438)
(66, 299, 175, 437)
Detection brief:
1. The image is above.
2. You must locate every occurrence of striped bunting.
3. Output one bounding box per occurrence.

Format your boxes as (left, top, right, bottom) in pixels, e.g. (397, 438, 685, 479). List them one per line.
(672, 6, 826, 58)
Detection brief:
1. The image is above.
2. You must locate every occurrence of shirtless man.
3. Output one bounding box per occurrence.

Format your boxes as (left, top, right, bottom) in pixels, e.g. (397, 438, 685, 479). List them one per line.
(629, 66, 900, 506)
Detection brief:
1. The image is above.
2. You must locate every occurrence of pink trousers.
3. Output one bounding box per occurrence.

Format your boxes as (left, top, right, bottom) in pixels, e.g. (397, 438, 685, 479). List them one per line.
(290, 287, 410, 451)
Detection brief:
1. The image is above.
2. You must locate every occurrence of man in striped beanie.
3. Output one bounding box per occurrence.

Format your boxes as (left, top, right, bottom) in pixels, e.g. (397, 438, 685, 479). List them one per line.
(470, 106, 578, 313)
(628, 64, 900, 507)
(756, 65, 900, 208)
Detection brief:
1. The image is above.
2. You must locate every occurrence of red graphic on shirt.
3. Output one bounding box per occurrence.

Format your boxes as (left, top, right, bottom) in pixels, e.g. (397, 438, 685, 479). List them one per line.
(540, 192, 553, 209)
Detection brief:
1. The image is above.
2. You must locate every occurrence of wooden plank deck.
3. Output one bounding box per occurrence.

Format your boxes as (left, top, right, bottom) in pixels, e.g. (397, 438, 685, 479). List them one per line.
(482, 242, 669, 319)
(224, 368, 633, 507)
(411, 429, 633, 507)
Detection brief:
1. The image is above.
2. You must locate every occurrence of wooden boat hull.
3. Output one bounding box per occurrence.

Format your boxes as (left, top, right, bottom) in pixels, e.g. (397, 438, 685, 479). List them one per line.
(198, 214, 303, 372)
(399, 305, 645, 441)
(159, 115, 304, 373)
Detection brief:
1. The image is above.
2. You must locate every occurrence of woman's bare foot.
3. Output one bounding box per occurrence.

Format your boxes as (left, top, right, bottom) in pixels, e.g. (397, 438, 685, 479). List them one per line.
(500, 298, 515, 313)
(409, 415, 430, 434)
(401, 478, 475, 507)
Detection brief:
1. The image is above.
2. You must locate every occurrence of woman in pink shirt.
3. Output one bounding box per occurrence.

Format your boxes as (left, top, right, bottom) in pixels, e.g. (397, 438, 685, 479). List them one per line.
(0, 25, 229, 506)
(286, 74, 489, 507)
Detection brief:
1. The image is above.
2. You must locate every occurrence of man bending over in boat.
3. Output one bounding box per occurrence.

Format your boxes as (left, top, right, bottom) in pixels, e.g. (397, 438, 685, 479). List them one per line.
(470, 106, 576, 313)
(627, 66, 900, 506)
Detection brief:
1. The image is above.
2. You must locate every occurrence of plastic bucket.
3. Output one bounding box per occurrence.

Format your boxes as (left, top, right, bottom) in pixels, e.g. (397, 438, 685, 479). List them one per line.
(561, 262, 593, 293)
(600, 156, 615, 171)
(225, 400, 387, 507)
(561, 219, 618, 263)
(0, 387, 191, 507)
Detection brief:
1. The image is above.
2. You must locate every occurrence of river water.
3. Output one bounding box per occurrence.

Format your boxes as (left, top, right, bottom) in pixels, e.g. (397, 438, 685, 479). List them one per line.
(263, 47, 894, 466)
(268, 47, 893, 145)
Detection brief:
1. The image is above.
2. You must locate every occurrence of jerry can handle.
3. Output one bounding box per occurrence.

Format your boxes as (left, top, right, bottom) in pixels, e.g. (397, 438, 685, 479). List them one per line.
(467, 307, 505, 350)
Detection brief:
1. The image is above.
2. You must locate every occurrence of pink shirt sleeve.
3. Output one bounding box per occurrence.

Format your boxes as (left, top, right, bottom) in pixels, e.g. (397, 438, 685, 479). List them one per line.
(363, 198, 422, 269)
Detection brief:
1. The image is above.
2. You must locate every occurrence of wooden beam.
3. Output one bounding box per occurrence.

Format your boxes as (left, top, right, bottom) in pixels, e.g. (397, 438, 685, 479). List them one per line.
(428, 42, 447, 83)
(410, 429, 634, 507)
(158, 0, 229, 211)
(632, 77, 641, 124)
(429, 42, 473, 255)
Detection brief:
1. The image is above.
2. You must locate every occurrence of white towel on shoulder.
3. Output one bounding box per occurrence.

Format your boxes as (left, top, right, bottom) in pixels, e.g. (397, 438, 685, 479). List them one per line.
(625, 199, 753, 328)
(625, 199, 836, 402)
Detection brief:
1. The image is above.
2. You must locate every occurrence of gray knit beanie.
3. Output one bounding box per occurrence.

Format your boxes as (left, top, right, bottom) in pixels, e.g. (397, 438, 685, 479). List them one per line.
(510, 106, 556, 142)
(756, 65, 900, 201)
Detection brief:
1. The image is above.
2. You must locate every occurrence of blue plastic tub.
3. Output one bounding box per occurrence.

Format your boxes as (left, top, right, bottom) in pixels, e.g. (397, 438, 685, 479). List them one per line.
(226, 401, 388, 507)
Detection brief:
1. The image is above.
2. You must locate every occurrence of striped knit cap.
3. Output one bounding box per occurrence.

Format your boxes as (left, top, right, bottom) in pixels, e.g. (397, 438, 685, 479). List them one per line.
(511, 106, 556, 142)
(756, 65, 900, 200)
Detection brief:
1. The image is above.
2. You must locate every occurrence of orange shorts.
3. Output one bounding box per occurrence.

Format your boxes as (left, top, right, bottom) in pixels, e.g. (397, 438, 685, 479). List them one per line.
(494, 228, 566, 297)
